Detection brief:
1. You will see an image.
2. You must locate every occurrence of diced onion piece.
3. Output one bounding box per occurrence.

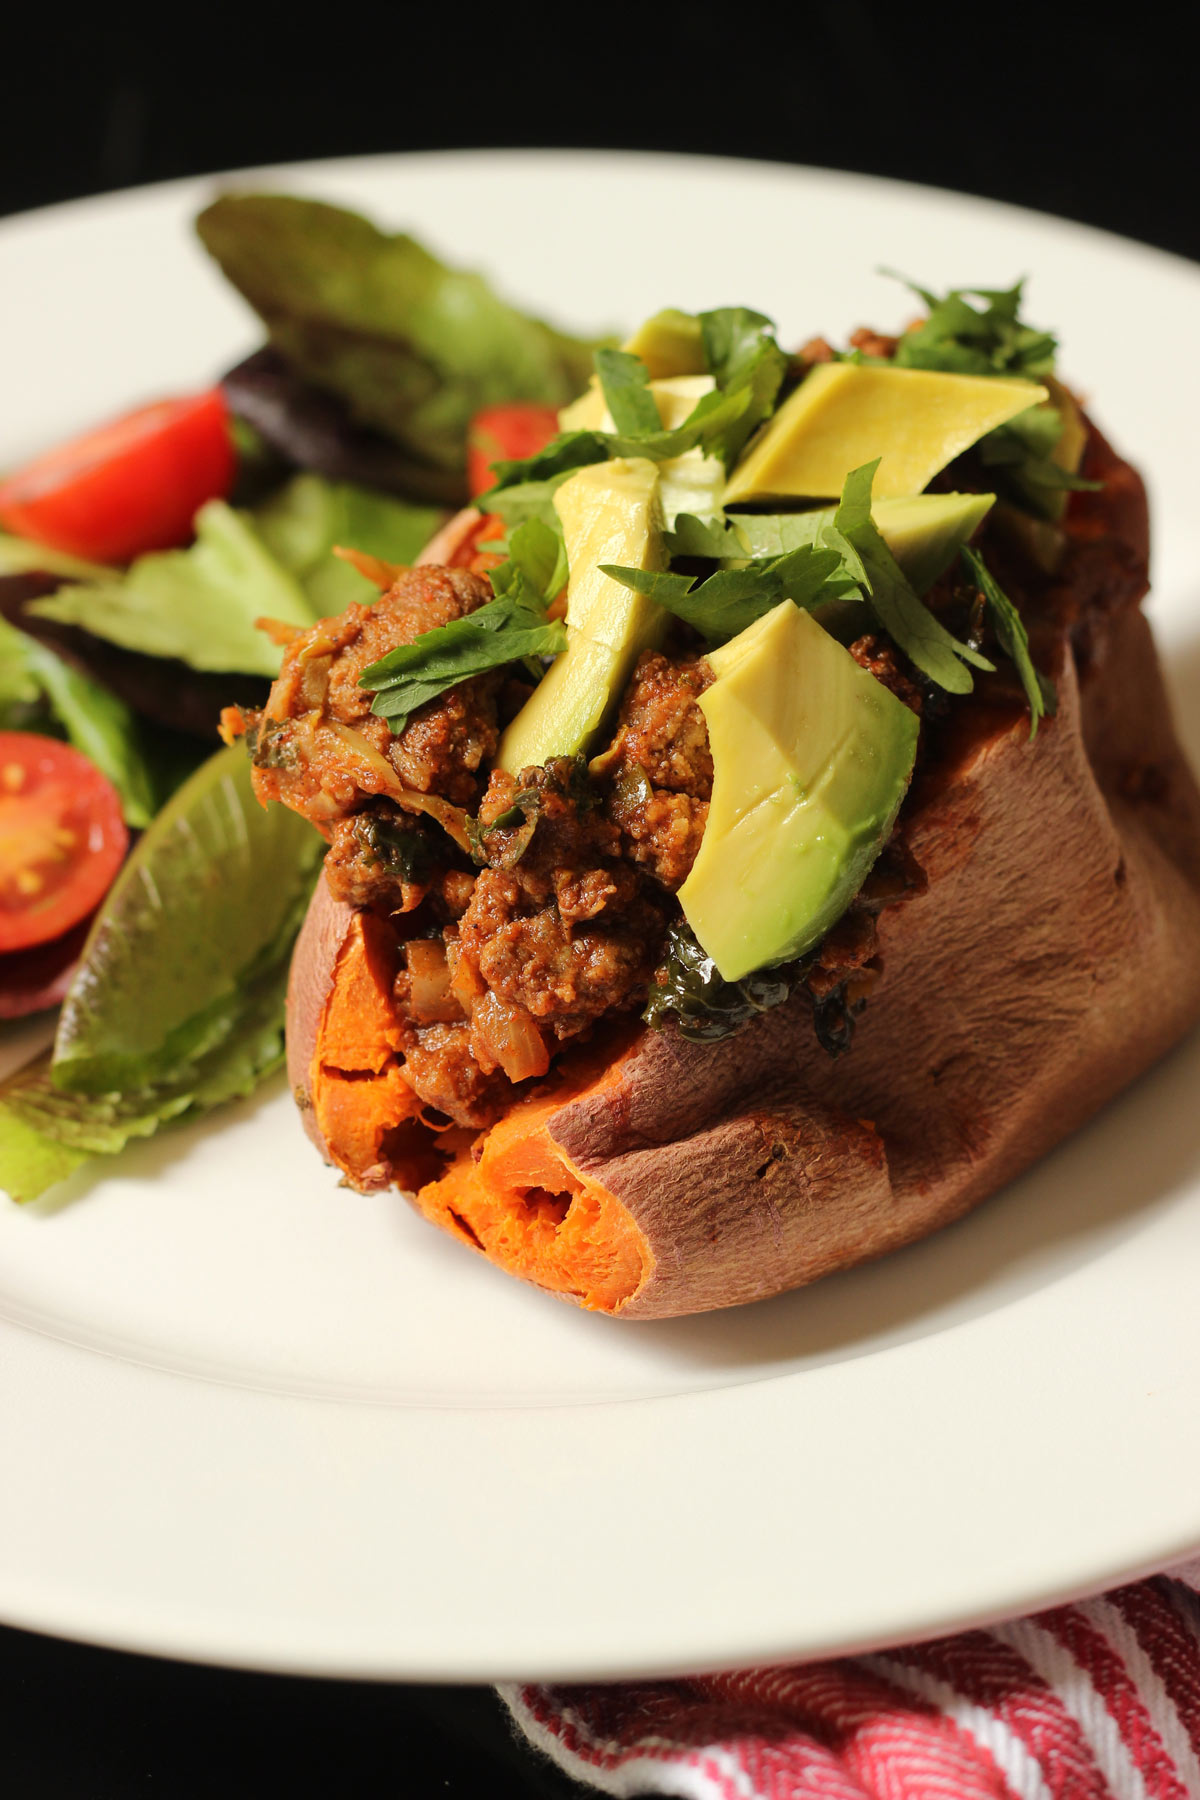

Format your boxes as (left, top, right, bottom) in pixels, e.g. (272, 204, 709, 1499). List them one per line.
(405, 939, 461, 1024)
(470, 990, 550, 1083)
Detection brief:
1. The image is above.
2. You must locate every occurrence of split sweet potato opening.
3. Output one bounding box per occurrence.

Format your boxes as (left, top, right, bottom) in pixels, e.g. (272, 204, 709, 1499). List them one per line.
(306, 909, 653, 1312)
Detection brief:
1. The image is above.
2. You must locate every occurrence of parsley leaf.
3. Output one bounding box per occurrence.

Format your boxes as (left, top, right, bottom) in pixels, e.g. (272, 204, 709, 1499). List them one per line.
(697, 307, 788, 465)
(663, 513, 753, 561)
(479, 307, 788, 497)
(360, 517, 567, 732)
(831, 463, 994, 694)
(601, 545, 854, 644)
(887, 275, 1058, 380)
(595, 348, 662, 436)
(960, 546, 1055, 737)
(976, 404, 1101, 521)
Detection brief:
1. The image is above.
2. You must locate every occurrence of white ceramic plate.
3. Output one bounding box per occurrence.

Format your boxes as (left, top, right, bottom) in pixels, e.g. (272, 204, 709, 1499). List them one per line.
(3, 150, 1200, 1683)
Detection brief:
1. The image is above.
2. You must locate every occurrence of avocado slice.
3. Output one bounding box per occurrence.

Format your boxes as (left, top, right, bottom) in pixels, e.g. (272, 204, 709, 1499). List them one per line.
(557, 373, 725, 527)
(728, 491, 995, 594)
(722, 363, 1048, 504)
(677, 601, 919, 982)
(621, 309, 707, 378)
(496, 457, 668, 774)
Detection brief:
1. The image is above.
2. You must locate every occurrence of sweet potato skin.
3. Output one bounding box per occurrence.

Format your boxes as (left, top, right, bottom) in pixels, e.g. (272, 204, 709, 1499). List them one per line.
(539, 601, 1200, 1315)
(284, 449, 1200, 1317)
(286, 880, 356, 1168)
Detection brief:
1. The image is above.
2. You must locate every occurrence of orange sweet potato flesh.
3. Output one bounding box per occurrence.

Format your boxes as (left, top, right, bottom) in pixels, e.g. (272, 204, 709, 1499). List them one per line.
(286, 437, 1200, 1317)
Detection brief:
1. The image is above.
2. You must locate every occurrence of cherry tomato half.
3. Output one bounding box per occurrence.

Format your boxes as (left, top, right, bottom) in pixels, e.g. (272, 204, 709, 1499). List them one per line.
(0, 389, 235, 565)
(467, 403, 561, 499)
(0, 733, 128, 954)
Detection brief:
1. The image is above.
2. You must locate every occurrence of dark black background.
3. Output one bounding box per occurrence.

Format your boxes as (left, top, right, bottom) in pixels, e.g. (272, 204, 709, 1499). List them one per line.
(0, 6, 1190, 1796)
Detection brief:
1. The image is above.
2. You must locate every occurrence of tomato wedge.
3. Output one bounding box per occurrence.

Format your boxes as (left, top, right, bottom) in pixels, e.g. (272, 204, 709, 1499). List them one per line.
(0, 389, 235, 564)
(467, 403, 561, 498)
(0, 733, 128, 954)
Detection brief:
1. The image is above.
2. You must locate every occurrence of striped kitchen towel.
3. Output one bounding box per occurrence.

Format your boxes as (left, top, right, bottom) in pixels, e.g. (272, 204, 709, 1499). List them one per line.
(500, 1565, 1200, 1798)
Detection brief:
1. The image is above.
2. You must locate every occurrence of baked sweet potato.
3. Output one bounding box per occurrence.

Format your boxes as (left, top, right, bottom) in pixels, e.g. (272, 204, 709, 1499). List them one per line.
(285, 428, 1200, 1319)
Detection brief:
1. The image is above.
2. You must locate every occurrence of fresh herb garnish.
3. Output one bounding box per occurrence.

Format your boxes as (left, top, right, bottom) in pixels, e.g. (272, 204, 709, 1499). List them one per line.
(698, 307, 788, 466)
(886, 275, 1058, 380)
(609, 463, 994, 692)
(830, 462, 994, 694)
(595, 348, 662, 436)
(663, 514, 753, 561)
(976, 405, 1101, 521)
(960, 546, 1055, 736)
(479, 307, 787, 498)
(359, 516, 567, 733)
(600, 544, 853, 644)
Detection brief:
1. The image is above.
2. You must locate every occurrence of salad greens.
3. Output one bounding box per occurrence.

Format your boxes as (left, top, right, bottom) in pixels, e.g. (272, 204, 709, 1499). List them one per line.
(0, 743, 323, 1203)
(0, 615, 158, 826)
(51, 742, 323, 1095)
(0, 966, 290, 1204)
(195, 194, 602, 487)
(29, 500, 313, 677)
(27, 476, 445, 678)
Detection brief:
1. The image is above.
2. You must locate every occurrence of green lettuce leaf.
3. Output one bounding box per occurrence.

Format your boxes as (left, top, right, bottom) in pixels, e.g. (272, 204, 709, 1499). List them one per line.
(0, 533, 114, 582)
(51, 742, 324, 1095)
(0, 616, 158, 827)
(195, 193, 601, 483)
(28, 500, 314, 677)
(251, 473, 445, 613)
(22, 476, 443, 679)
(0, 959, 289, 1205)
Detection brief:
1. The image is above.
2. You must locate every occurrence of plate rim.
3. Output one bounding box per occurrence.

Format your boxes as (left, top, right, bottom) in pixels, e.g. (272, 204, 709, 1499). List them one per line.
(3, 145, 1200, 1682)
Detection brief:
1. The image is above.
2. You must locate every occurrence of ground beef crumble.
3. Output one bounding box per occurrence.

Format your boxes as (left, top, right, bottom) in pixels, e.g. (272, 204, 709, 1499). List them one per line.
(603, 650, 714, 891)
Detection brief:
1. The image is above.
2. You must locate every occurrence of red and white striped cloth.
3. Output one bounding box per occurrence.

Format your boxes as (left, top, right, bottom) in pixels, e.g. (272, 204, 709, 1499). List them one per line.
(500, 1562, 1200, 1798)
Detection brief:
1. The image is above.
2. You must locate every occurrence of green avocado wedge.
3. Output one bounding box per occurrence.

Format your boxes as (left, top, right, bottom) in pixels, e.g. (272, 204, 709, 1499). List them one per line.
(51, 743, 324, 1095)
(722, 363, 1046, 503)
(677, 601, 919, 982)
(496, 456, 669, 774)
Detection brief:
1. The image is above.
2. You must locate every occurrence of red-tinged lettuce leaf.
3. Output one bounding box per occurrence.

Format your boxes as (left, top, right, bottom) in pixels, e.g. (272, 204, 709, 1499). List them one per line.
(222, 347, 467, 505)
(196, 194, 602, 484)
(0, 919, 90, 1021)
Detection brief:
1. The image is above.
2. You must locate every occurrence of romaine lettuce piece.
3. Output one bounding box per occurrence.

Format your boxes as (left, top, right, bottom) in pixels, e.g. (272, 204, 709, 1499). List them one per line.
(196, 194, 602, 484)
(52, 741, 323, 1095)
